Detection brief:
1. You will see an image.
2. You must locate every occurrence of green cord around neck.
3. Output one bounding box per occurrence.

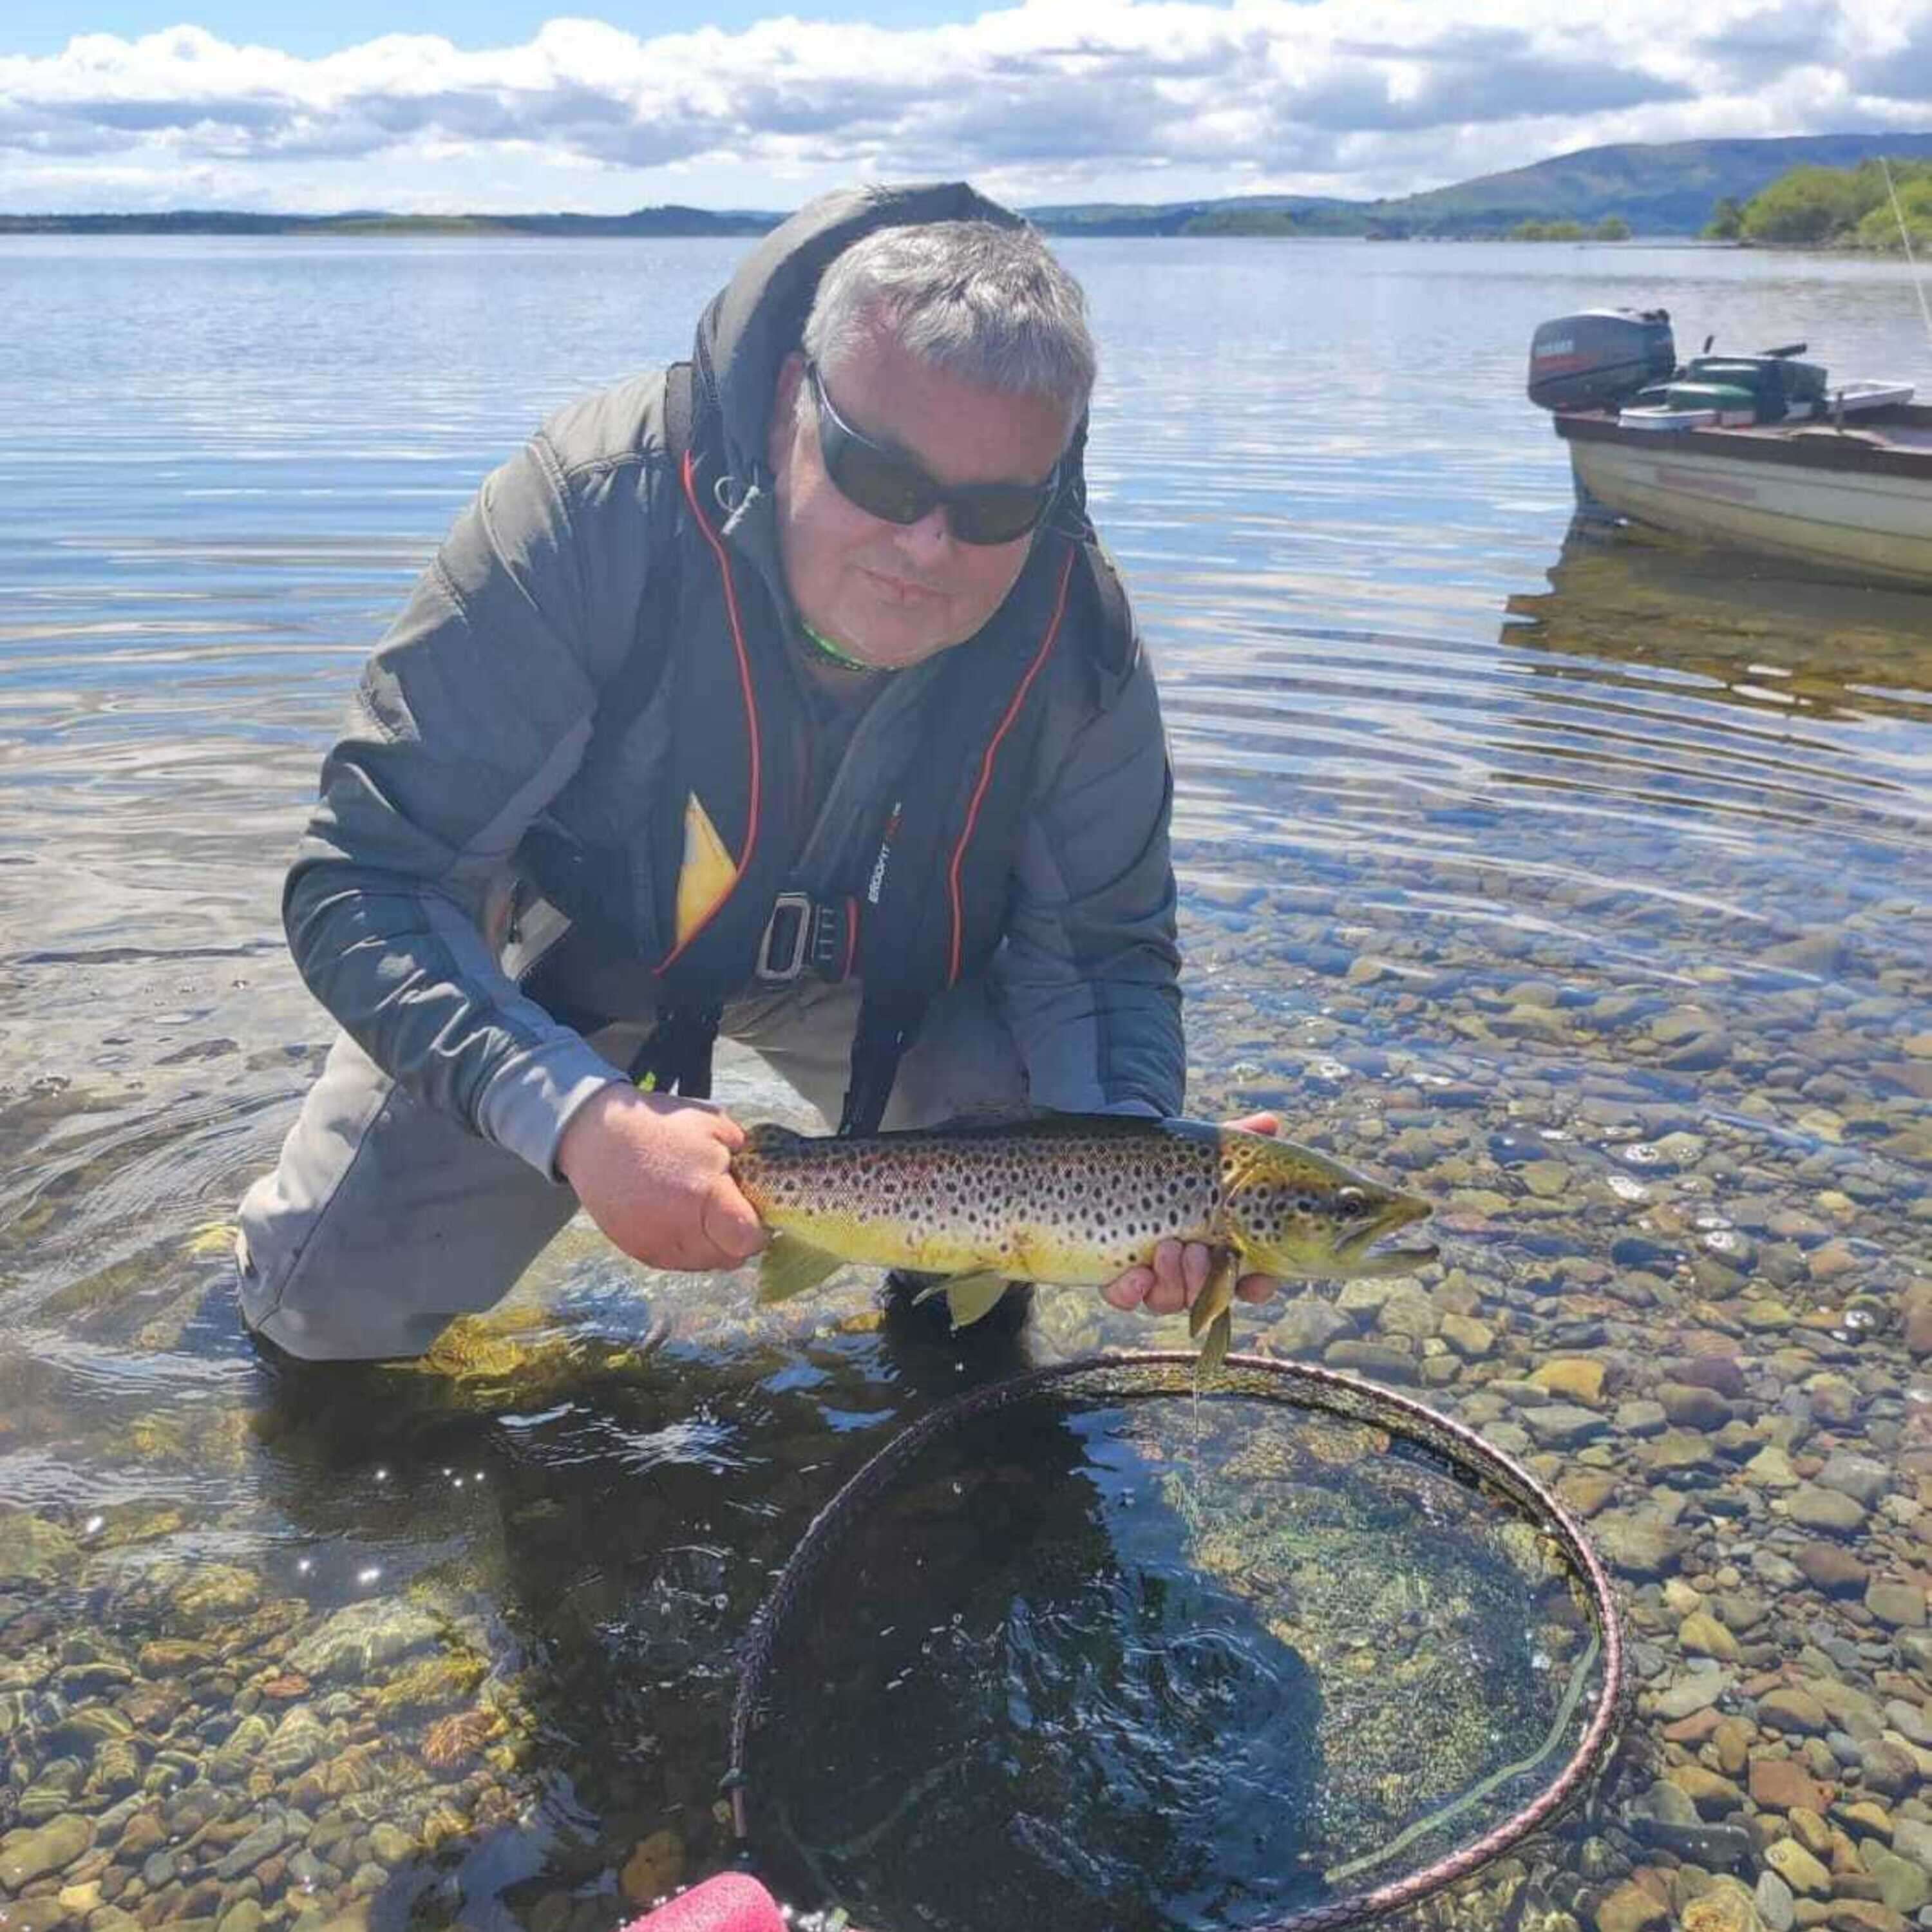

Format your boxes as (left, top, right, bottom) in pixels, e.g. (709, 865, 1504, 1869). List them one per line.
(800, 620, 892, 672)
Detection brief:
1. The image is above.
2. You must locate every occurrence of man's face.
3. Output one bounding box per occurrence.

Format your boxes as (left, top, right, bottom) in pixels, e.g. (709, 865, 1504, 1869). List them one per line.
(766, 327, 1071, 671)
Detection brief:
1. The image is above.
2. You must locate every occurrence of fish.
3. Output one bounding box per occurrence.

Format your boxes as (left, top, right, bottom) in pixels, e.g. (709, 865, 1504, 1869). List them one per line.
(729, 1115, 1437, 1368)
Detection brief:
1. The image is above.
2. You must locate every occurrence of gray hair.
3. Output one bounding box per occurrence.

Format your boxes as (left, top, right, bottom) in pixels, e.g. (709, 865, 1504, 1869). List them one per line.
(801, 219, 1095, 426)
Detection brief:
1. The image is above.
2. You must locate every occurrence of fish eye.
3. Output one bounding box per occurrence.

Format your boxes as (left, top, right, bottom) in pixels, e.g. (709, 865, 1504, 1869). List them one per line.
(1337, 1186, 1367, 1211)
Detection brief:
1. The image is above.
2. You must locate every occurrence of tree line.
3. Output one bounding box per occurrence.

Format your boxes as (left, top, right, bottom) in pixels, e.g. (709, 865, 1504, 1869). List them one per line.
(1507, 216, 1632, 242)
(1706, 158, 1932, 249)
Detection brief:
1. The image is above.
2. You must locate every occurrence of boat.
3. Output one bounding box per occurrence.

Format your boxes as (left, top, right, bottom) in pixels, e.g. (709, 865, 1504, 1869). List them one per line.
(1526, 308, 1932, 589)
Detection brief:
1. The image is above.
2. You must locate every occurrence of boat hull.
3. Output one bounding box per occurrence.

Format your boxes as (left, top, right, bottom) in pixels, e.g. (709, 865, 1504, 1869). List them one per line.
(1557, 415, 1932, 590)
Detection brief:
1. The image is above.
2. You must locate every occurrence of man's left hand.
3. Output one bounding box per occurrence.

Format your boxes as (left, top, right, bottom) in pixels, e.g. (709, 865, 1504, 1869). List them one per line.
(1101, 1112, 1285, 1316)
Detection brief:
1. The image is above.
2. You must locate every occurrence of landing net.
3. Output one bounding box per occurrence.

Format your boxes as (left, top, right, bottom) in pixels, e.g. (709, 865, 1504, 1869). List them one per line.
(728, 1352, 1625, 1932)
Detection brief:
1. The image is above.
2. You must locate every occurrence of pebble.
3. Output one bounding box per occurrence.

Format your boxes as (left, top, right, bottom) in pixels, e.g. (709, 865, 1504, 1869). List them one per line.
(1788, 1487, 1869, 1535)
(1865, 1582, 1928, 1630)
(0, 1813, 93, 1888)
(1817, 1454, 1893, 1508)
(1654, 1670, 1733, 1721)
(1658, 1381, 1734, 1430)
(1523, 1403, 1609, 1448)
(1765, 1838, 1833, 1895)
(1532, 1358, 1608, 1405)
(1594, 1878, 1670, 1932)
(1757, 1870, 1797, 1931)
(1795, 1544, 1871, 1596)
(1864, 1847, 1931, 1915)
(1750, 1755, 1830, 1812)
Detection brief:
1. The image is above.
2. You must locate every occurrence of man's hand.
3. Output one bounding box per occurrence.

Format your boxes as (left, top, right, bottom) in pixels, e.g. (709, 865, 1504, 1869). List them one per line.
(556, 1083, 766, 1272)
(1101, 1111, 1285, 1316)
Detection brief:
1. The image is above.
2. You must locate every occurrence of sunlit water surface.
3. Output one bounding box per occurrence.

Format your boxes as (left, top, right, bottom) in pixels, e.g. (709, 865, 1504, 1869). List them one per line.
(1, 236, 1929, 1931)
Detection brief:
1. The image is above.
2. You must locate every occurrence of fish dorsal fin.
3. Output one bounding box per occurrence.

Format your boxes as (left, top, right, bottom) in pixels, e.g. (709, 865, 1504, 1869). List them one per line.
(757, 1231, 844, 1304)
(913, 1270, 1012, 1331)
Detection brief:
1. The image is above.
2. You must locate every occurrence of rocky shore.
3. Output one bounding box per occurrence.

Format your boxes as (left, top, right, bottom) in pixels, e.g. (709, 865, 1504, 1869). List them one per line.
(5, 903, 1929, 1930)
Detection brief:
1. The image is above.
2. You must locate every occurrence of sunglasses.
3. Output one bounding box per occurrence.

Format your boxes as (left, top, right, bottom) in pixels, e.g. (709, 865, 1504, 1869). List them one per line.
(806, 360, 1061, 547)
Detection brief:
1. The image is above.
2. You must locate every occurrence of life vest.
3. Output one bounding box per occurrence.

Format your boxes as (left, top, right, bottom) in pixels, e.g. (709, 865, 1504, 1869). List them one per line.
(520, 364, 1132, 1134)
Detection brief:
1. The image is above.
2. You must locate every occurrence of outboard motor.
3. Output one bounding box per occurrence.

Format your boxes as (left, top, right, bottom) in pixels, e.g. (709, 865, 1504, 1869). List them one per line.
(1528, 309, 1675, 411)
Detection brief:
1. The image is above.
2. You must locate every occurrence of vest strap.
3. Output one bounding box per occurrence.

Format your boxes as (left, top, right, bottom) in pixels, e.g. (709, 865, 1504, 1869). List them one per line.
(837, 991, 929, 1138)
(627, 1003, 723, 1100)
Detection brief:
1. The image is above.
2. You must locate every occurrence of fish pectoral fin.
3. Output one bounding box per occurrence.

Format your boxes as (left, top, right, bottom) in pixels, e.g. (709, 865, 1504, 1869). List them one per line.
(757, 1233, 844, 1304)
(1187, 1248, 1240, 1339)
(913, 1270, 1013, 1332)
(1197, 1306, 1233, 1380)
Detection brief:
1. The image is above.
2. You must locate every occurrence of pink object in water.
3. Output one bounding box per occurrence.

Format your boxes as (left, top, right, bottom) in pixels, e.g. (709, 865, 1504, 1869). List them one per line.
(616, 1871, 788, 1932)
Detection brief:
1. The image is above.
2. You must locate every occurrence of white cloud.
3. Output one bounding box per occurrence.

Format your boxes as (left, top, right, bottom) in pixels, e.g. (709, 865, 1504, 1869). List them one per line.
(1, 0, 1927, 211)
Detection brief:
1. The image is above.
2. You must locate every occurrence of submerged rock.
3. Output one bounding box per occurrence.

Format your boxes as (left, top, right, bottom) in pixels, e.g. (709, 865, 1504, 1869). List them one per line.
(283, 1602, 444, 1683)
(0, 1812, 94, 1886)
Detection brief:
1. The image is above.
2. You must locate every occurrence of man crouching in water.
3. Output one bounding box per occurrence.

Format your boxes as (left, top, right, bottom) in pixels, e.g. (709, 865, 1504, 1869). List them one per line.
(236, 182, 1280, 1361)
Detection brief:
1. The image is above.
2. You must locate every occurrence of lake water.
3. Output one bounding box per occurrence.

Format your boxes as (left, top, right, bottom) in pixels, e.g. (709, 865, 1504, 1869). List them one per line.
(2, 234, 1931, 1931)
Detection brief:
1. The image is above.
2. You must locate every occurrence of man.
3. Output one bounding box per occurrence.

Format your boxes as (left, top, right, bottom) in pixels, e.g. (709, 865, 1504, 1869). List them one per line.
(236, 182, 1278, 1361)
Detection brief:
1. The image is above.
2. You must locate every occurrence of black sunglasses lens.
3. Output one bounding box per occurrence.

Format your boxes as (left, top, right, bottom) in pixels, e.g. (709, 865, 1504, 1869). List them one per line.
(947, 489, 1054, 546)
(828, 437, 933, 527)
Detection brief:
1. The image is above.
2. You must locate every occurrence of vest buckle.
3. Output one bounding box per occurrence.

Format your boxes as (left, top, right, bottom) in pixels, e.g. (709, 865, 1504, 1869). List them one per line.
(755, 893, 813, 981)
(757, 893, 858, 983)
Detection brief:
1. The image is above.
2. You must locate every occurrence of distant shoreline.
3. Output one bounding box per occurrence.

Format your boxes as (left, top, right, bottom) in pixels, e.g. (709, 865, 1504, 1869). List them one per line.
(8, 128, 1931, 242)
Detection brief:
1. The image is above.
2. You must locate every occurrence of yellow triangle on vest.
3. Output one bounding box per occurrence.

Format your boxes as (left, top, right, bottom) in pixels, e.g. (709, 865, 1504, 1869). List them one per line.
(675, 791, 739, 943)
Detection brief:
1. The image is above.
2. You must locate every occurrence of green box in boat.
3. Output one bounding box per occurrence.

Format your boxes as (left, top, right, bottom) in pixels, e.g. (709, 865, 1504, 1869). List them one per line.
(1665, 381, 1757, 419)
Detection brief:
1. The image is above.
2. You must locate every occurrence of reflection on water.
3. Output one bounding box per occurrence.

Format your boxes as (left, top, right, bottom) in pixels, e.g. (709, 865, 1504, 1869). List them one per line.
(1, 235, 1930, 1931)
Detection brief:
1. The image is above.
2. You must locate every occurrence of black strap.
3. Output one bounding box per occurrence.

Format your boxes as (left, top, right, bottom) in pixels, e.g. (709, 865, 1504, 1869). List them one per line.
(837, 990, 928, 1137)
(576, 360, 701, 766)
(627, 1002, 723, 1100)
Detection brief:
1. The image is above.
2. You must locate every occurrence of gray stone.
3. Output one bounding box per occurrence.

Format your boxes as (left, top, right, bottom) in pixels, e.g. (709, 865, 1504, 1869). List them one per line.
(1787, 1485, 1868, 1535)
(1594, 1510, 1685, 1580)
(1638, 1780, 1700, 1826)
(214, 1815, 290, 1881)
(1868, 1581, 1930, 1629)
(1617, 1399, 1669, 1437)
(1273, 1298, 1352, 1357)
(1860, 1739, 1920, 1795)
(1323, 1339, 1419, 1383)
(1653, 1669, 1732, 1720)
(1658, 1381, 1733, 1429)
(1522, 1403, 1608, 1448)
(1754, 1870, 1795, 1932)
(1891, 1817, 1932, 1874)
(1627, 1815, 1754, 1870)
(1868, 1846, 1932, 1915)
(1818, 1452, 1892, 1507)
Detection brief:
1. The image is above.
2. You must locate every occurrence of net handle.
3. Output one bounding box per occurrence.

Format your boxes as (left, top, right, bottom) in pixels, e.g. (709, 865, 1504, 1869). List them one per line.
(728, 1349, 1626, 1932)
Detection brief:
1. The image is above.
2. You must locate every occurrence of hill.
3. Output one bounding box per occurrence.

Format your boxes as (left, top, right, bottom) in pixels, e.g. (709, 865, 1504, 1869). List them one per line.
(1363, 131, 1932, 236)
(1030, 132, 1932, 237)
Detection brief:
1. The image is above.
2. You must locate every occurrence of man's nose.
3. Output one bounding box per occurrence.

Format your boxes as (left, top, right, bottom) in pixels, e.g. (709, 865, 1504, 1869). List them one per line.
(892, 504, 954, 566)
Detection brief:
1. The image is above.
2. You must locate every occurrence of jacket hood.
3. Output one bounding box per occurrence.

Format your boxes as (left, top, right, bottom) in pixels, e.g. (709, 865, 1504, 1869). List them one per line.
(692, 180, 1089, 512)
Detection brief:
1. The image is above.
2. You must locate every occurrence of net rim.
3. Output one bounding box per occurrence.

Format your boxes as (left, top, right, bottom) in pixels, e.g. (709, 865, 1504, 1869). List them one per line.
(728, 1349, 1626, 1932)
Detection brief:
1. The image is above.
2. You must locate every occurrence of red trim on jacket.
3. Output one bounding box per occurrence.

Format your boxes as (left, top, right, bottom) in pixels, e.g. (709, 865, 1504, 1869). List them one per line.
(945, 547, 1075, 987)
(656, 450, 762, 974)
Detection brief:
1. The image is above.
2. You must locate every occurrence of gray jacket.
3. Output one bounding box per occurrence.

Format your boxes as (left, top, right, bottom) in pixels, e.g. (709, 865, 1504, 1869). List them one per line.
(283, 185, 1183, 1178)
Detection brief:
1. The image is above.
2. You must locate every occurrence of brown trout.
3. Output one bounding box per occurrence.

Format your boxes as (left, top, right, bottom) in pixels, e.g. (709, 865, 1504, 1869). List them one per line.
(730, 1115, 1435, 1370)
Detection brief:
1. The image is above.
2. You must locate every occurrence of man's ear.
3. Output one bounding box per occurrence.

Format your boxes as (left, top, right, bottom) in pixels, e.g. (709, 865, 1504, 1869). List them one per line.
(768, 351, 808, 473)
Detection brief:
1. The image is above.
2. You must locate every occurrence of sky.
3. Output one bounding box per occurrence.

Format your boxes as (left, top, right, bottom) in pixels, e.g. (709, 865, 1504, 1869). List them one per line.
(5, 0, 1932, 214)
